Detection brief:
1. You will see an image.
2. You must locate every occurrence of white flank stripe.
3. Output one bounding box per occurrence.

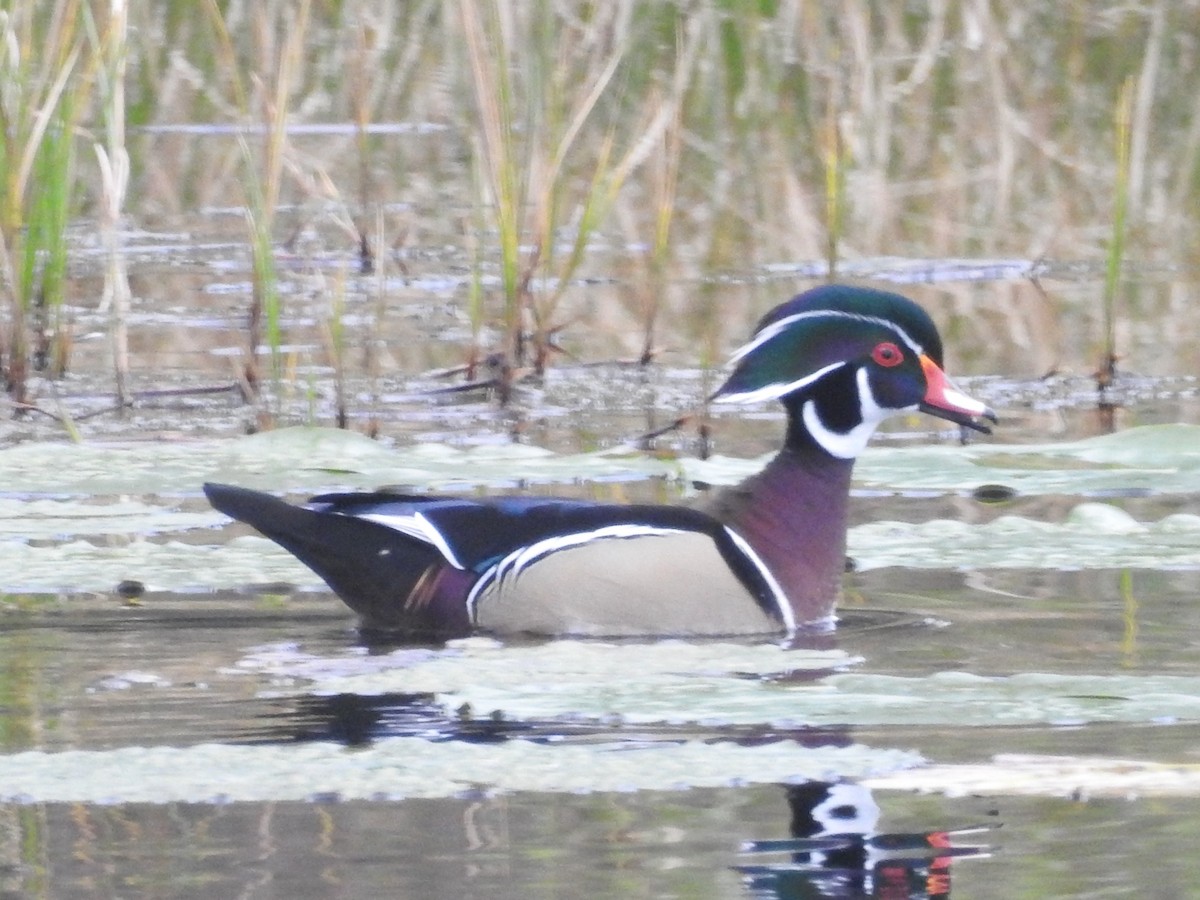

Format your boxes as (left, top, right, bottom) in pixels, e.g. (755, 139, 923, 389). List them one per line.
(722, 527, 795, 635)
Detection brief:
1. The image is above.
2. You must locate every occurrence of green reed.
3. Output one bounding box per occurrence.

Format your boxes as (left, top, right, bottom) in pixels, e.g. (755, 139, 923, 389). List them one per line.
(636, 94, 684, 366)
(458, 0, 649, 379)
(822, 96, 846, 280)
(1101, 76, 1133, 395)
(7, 1, 1198, 422)
(202, 0, 311, 426)
(0, 0, 84, 410)
(322, 264, 349, 429)
(348, 18, 377, 273)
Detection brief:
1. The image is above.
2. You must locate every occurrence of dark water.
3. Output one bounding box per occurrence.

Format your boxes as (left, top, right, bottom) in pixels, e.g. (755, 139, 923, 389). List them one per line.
(0, 787, 995, 899)
(26, 785, 1200, 899)
(4, 556, 1200, 896)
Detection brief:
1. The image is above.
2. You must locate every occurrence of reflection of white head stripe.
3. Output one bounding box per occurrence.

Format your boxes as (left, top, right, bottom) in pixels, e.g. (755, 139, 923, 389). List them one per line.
(812, 782, 881, 834)
(465, 525, 688, 621)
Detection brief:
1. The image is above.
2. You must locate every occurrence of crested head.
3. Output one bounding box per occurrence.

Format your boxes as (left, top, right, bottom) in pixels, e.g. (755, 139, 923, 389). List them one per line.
(712, 284, 995, 459)
(748, 284, 946, 367)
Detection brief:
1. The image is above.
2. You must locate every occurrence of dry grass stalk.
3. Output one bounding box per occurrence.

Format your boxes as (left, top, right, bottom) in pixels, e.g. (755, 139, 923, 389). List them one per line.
(459, 1, 692, 381)
(91, 0, 132, 410)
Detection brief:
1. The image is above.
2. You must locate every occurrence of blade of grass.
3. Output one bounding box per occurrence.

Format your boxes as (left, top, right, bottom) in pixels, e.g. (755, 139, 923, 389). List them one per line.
(202, 0, 310, 427)
(460, 0, 524, 365)
(1101, 75, 1133, 395)
(822, 94, 845, 280)
(0, 2, 83, 413)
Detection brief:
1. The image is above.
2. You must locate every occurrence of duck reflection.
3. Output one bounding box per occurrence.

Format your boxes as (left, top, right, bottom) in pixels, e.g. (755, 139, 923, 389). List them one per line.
(738, 781, 990, 899)
(247, 693, 990, 899)
(247, 690, 858, 749)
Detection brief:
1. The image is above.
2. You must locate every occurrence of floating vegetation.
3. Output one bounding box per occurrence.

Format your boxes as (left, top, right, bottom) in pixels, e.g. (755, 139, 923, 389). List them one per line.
(232, 639, 1200, 732)
(0, 736, 921, 804)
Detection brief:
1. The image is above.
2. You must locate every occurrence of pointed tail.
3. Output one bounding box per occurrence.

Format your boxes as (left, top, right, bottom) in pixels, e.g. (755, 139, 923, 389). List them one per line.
(203, 483, 473, 635)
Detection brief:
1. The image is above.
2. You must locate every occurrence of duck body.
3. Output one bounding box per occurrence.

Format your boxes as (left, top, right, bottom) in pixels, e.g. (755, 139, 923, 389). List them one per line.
(204, 484, 798, 636)
(206, 284, 996, 638)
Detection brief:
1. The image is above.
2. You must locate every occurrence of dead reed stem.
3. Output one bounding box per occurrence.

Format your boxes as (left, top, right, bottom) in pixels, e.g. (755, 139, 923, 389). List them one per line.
(92, 0, 132, 410)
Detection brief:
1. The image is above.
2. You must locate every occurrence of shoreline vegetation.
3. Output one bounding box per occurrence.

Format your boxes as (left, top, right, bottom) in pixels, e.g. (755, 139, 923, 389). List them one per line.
(2, 1, 1196, 437)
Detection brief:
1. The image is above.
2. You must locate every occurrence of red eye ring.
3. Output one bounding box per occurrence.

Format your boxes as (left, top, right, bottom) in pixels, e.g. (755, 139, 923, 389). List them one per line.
(872, 341, 903, 367)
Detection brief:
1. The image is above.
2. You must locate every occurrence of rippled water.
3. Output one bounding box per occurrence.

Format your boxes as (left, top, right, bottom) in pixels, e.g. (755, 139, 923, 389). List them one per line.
(3, 380, 1200, 896)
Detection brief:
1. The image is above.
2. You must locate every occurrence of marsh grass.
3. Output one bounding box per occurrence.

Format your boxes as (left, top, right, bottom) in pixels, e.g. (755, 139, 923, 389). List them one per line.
(1101, 76, 1134, 397)
(821, 98, 846, 280)
(321, 264, 350, 430)
(0, 1, 85, 411)
(202, 0, 313, 427)
(88, 0, 132, 411)
(363, 206, 388, 438)
(459, 0, 522, 375)
(7, 2, 1200, 433)
(348, 19, 376, 274)
(459, 1, 666, 382)
(460, 2, 739, 392)
(630, 92, 684, 366)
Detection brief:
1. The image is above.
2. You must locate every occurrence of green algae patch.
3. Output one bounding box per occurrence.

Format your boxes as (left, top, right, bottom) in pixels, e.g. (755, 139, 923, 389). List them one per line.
(853, 424, 1200, 495)
(3, 423, 1200, 500)
(0, 536, 315, 593)
(0, 738, 920, 804)
(866, 753, 1200, 799)
(0, 497, 223, 538)
(233, 640, 1200, 731)
(850, 503, 1200, 571)
(0, 427, 675, 497)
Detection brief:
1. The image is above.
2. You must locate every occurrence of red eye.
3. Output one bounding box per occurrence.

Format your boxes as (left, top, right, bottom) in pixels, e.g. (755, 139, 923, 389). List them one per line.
(872, 342, 903, 367)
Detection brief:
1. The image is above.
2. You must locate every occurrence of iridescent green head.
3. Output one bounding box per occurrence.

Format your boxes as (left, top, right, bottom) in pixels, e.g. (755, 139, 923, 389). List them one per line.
(713, 285, 996, 458)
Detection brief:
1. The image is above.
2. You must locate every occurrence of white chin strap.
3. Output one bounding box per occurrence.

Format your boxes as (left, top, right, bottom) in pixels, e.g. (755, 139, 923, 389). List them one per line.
(802, 367, 913, 459)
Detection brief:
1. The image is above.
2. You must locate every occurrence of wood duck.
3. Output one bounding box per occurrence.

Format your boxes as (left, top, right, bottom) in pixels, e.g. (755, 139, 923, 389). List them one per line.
(205, 284, 996, 638)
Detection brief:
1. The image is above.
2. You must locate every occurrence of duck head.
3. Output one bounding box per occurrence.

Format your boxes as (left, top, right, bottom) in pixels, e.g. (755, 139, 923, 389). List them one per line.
(712, 285, 996, 459)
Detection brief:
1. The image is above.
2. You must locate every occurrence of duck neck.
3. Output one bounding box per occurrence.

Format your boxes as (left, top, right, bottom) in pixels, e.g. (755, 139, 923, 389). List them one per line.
(703, 441, 854, 626)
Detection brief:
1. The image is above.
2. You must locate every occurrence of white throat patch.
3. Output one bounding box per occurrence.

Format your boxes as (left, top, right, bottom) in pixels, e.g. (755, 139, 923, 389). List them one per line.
(803, 366, 915, 459)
